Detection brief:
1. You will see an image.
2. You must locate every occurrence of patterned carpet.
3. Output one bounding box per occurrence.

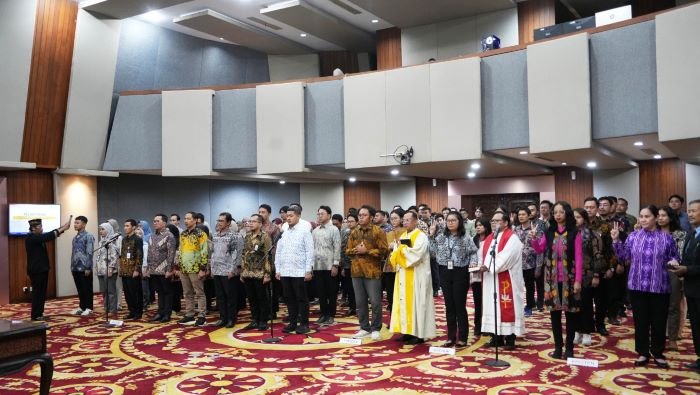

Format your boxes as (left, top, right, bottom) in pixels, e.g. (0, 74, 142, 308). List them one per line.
(0, 294, 698, 395)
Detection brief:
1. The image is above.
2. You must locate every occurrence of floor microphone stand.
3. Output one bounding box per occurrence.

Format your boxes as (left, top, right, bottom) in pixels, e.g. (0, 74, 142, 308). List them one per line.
(94, 236, 118, 328)
(485, 231, 510, 368)
(262, 248, 280, 343)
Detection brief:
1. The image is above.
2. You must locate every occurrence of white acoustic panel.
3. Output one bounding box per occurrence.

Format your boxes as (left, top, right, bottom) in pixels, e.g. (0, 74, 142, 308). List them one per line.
(430, 57, 482, 161)
(527, 33, 591, 153)
(656, 4, 700, 142)
(344, 72, 388, 169)
(256, 82, 305, 174)
(62, 10, 121, 170)
(386, 65, 431, 163)
(162, 90, 214, 176)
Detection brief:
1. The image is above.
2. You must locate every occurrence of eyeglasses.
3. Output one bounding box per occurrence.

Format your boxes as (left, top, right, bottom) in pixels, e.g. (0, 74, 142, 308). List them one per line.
(446, 219, 458, 222)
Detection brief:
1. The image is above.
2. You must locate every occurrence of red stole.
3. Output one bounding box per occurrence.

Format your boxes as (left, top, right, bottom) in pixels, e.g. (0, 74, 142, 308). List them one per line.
(481, 229, 516, 323)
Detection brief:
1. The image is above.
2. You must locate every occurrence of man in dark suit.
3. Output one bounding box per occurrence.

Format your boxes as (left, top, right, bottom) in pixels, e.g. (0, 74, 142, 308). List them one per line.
(669, 199, 700, 371)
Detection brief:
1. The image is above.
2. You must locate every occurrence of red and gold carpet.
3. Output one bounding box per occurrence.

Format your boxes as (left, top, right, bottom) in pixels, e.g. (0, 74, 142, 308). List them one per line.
(0, 296, 698, 395)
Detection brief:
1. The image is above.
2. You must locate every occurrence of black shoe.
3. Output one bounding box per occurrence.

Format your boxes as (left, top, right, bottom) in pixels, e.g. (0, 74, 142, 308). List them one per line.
(441, 341, 455, 348)
(684, 361, 700, 370)
(597, 326, 609, 336)
(194, 317, 206, 327)
(295, 325, 310, 334)
(395, 334, 411, 342)
(608, 318, 621, 325)
(160, 316, 171, 323)
(226, 321, 235, 328)
(316, 316, 328, 324)
(504, 335, 516, 350)
(406, 337, 424, 345)
(564, 349, 574, 359)
(552, 348, 563, 359)
(282, 324, 297, 333)
(148, 315, 163, 322)
(178, 316, 195, 324)
(537, 307, 544, 312)
(653, 356, 670, 368)
(244, 321, 258, 330)
(125, 313, 135, 320)
(257, 322, 269, 331)
(485, 336, 504, 348)
(344, 309, 356, 317)
(31, 316, 48, 321)
(212, 320, 225, 327)
(133, 315, 142, 320)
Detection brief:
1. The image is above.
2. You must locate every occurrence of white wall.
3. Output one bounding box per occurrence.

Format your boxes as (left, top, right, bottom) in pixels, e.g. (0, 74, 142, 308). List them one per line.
(54, 175, 99, 298)
(299, 183, 344, 222)
(401, 7, 518, 66)
(380, 180, 416, 212)
(268, 54, 320, 81)
(687, 163, 700, 201)
(593, 168, 640, 215)
(162, 90, 214, 176)
(0, 0, 37, 162)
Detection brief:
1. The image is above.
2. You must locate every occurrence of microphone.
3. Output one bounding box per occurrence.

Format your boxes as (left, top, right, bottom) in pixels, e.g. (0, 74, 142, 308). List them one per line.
(108, 233, 121, 241)
(493, 224, 501, 239)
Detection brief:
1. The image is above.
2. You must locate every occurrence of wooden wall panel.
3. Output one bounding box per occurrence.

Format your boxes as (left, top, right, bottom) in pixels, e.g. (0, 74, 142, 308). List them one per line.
(638, 159, 686, 207)
(553, 167, 593, 207)
(0, 171, 56, 303)
(415, 177, 448, 213)
(344, 181, 381, 213)
(517, 0, 556, 45)
(21, 0, 78, 168)
(319, 51, 359, 77)
(376, 27, 401, 70)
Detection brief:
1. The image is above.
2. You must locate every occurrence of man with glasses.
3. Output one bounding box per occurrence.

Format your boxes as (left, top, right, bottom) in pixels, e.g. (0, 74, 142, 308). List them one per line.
(146, 214, 176, 323)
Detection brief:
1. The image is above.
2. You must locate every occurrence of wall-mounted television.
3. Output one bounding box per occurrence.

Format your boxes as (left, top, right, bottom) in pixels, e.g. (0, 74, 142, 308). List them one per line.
(8, 204, 61, 236)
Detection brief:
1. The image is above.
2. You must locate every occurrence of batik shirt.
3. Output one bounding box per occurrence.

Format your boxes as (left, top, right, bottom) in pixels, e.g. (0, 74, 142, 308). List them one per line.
(241, 231, 272, 279)
(210, 227, 243, 276)
(71, 230, 95, 271)
(178, 227, 209, 274)
(147, 229, 176, 275)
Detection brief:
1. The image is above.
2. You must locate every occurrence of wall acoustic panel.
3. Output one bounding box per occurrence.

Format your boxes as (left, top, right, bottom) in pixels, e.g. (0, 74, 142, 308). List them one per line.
(656, 4, 700, 142)
(62, 10, 121, 170)
(162, 90, 214, 176)
(590, 21, 657, 139)
(305, 80, 344, 166)
(213, 89, 256, 171)
(256, 82, 305, 174)
(482, 50, 529, 150)
(344, 72, 387, 169)
(103, 95, 162, 171)
(527, 33, 591, 153)
(386, 65, 431, 163)
(430, 57, 481, 161)
(0, 0, 37, 162)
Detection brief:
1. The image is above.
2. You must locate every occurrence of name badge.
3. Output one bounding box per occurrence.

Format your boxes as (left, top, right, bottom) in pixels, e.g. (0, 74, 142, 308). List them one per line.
(429, 346, 456, 356)
(126, 252, 131, 260)
(447, 260, 454, 270)
(339, 337, 363, 345)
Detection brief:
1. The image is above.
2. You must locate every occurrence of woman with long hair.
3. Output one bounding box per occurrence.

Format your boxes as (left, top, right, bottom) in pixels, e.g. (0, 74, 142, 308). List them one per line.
(612, 205, 679, 368)
(471, 217, 491, 337)
(657, 205, 687, 351)
(531, 201, 583, 359)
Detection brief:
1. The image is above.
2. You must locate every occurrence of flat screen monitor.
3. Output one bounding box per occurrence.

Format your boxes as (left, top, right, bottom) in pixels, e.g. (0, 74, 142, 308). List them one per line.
(8, 204, 61, 235)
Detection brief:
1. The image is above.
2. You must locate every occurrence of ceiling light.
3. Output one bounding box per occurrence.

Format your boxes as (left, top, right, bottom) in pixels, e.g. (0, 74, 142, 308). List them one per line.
(348, 177, 357, 182)
(561, 162, 567, 166)
(470, 163, 481, 170)
(371, 19, 379, 23)
(142, 10, 165, 23)
(279, 180, 286, 184)
(653, 154, 662, 159)
(467, 172, 476, 178)
(519, 150, 528, 155)
(586, 161, 597, 168)
(390, 169, 399, 176)
(633, 141, 643, 146)
(219, 37, 225, 41)
(300, 33, 307, 37)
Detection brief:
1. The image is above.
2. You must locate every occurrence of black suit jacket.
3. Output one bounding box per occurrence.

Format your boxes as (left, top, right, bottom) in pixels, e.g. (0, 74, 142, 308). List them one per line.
(683, 231, 700, 298)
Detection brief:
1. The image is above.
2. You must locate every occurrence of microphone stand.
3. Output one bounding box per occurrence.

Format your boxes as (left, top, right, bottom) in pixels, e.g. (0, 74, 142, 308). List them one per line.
(94, 234, 119, 328)
(261, 246, 280, 343)
(485, 228, 510, 368)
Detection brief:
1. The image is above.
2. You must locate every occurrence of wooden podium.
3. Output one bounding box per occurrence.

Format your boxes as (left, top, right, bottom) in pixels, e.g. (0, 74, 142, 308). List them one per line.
(0, 319, 52, 395)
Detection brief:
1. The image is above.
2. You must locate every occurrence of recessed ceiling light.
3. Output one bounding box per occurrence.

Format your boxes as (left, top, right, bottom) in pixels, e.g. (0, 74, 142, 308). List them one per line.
(279, 180, 286, 184)
(561, 162, 567, 166)
(633, 141, 643, 146)
(300, 33, 307, 37)
(219, 37, 225, 41)
(348, 177, 357, 182)
(653, 154, 662, 159)
(470, 163, 480, 170)
(371, 19, 379, 23)
(142, 10, 165, 23)
(519, 150, 528, 155)
(390, 169, 399, 176)
(467, 172, 476, 178)
(586, 161, 597, 168)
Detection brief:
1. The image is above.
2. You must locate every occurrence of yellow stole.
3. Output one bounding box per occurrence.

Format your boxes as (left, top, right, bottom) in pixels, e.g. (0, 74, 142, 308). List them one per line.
(389, 229, 421, 334)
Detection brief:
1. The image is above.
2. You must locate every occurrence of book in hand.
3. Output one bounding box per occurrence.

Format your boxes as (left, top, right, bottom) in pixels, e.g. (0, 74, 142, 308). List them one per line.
(399, 238, 412, 247)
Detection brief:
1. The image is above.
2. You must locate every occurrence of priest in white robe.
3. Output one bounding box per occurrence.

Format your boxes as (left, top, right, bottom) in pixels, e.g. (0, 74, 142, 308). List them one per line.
(479, 211, 525, 349)
(389, 211, 436, 344)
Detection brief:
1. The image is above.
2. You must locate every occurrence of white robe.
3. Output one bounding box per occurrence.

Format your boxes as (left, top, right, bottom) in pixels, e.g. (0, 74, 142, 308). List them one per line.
(389, 229, 436, 340)
(479, 230, 526, 336)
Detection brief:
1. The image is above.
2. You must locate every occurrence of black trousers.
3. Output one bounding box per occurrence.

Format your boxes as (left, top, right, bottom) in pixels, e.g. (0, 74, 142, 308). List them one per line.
(578, 286, 595, 334)
(383, 272, 396, 311)
(440, 266, 470, 342)
(281, 277, 309, 325)
(151, 274, 173, 319)
(535, 270, 544, 309)
(214, 275, 241, 324)
(593, 277, 610, 329)
(172, 280, 183, 313)
(314, 270, 338, 318)
(630, 290, 670, 358)
(609, 271, 627, 318)
(342, 268, 356, 310)
(523, 268, 536, 309)
(687, 295, 700, 362)
(244, 278, 270, 324)
(430, 257, 440, 293)
(471, 281, 483, 334)
(30, 271, 49, 319)
(551, 309, 578, 351)
(72, 271, 94, 310)
(122, 276, 143, 317)
(204, 277, 216, 310)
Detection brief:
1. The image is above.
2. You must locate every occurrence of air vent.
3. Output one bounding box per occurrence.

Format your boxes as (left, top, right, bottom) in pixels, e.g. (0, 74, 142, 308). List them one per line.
(533, 155, 556, 162)
(329, 0, 362, 15)
(640, 148, 659, 155)
(247, 16, 282, 30)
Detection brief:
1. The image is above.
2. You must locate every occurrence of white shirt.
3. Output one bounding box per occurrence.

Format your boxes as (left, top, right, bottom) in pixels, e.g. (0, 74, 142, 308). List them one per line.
(275, 221, 314, 277)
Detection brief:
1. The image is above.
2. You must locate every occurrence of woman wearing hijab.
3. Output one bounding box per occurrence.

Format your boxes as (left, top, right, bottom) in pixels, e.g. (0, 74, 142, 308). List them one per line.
(107, 218, 123, 310)
(95, 222, 120, 317)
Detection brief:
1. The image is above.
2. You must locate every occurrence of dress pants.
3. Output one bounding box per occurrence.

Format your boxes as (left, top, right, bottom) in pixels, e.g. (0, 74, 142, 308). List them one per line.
(440, 266, 470, 342)
(281, 277, 309, 325)
(172, 280, 183, 313)
(578, 286, 595, 334)
(551, 310, 578, 352)
(151, 274, 173, 319)
(204, 277, 215, 311)
(687, 295, 700, 362)
(342, 268, 356, 310)
(98, 274, 118, 313)
(314, 270, 338, 318)
(30, 272, 49, 319)
(523, 268, 536, 309)
(667, 273, 684, 341)
(72, 271, 94, 310)
(593, 278, 610, 329)
(352, 277, 382, 332)
(244, 278, 270, 324)
(629, 290, 670, 358)
(213, 275, 240, 324)
(383, 272, 396, 312)
(535, 270, 545, 309)
(609, 271, 627, 318)
(180, 272, 206, 318)
(121, 275, 143, 317)
(471, 281, 483, 334)
(430, 257, 440, 293)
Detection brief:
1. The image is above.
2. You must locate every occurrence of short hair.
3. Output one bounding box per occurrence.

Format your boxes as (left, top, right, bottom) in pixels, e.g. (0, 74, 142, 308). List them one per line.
(618, 197, 629, 205)
(332, 214, 343, 222)
(359, 204, 377, 218)
(640, 204, 659, 217)
(75, 215, 88, 224)
(598, 196, 613, 205)
(125, 219, 138, 227)
(318, 205, 332, 215)
(583, 196, 599, 206)
(259, 204, 272, 214)
(494, 211, 511, 227)
(608, 196, 618, 203)
(689, 199, 700, 206)
(249, 214, 264, 223)
(540, 200, 553, 209)
(442, 207, 451, 212)
(668, 194, 685, 204)
(155, 213, 168, 223)
(375, 210, 386, 218)
(403, 211, 418, 220)
(418, 205, 431, 213)
(434, 213, 444, 220)
(279, 205, 289, 214)
(195, 212, 205, 222)
(459, 208, 468, 213)
(219, 212, 233, 223)
(407, 205, 418, 212)
(474, 206, 482, 211)
(186, 211, 197, 219)
(390, 208, 405, 218)
(392, 205, 403, 210)
(170, 213, 180, 220)
(286, 205, 302, 216)
(289, 202, 303, 211)
(346, 213, 358, 222)
(517, 207, 531, 216)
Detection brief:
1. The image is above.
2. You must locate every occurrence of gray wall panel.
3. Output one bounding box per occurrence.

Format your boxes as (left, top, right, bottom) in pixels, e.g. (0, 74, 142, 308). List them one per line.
(213, 89, 257, 170)
(258, 183, 301, 214)
(200, 46, 247, 87)
(209, 180, 258, 221)
(305, 80, 344, 166)
(103, 95, 162, 171)
(482, 50, 529, 150)
(591, 21, 657, 139)
(113, 19, 160, 92)
(155, 30, 204, 90)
